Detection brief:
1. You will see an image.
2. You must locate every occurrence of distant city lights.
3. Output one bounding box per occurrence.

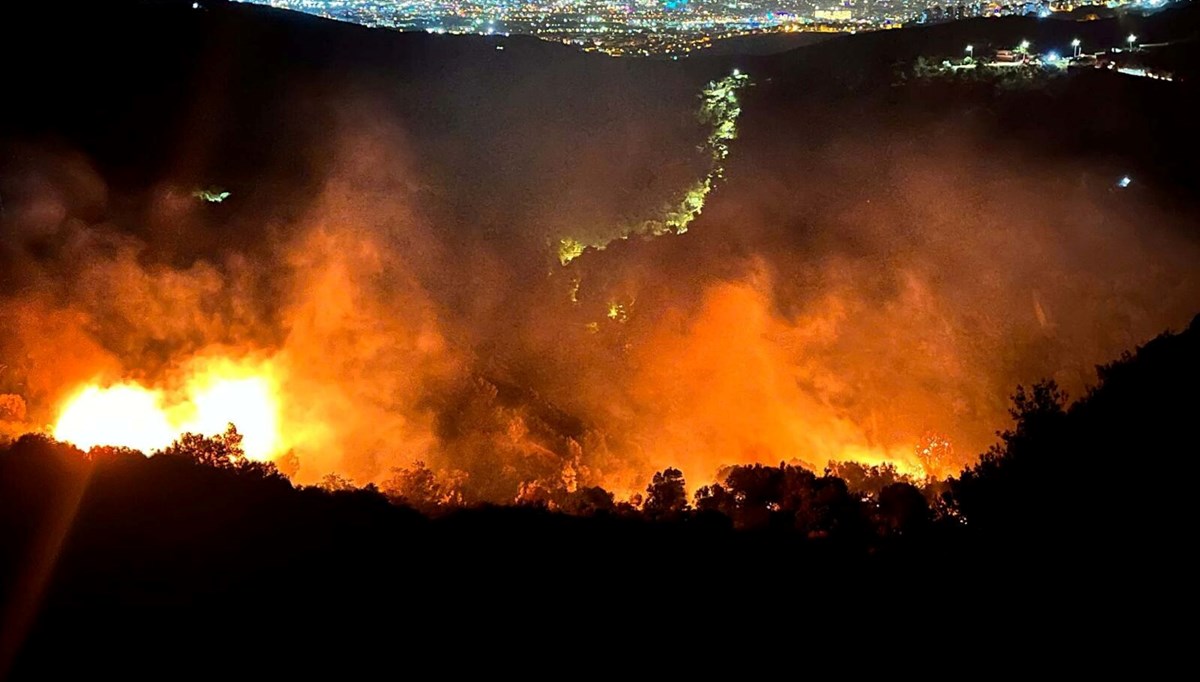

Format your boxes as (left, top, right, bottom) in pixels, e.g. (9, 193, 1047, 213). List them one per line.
(232, 1, 1180, 58)
(230, 0, 1049, 57)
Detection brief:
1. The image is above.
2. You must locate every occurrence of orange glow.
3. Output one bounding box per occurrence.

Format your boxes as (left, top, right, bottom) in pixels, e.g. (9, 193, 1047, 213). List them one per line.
(180, 372, 282, 461)
(612, 277, 947, 492)
(52, 358, 284, 461)
(53, 384, 175, 454)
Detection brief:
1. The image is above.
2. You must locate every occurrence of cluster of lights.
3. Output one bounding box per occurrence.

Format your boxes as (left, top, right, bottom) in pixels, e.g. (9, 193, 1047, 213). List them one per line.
(233, 1, 1168, 58)
(959, 31, 1146, 67)
(239, 1, 911, 57)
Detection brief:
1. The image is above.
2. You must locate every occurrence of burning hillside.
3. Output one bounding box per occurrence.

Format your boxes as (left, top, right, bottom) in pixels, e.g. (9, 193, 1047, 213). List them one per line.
(2, 4, 1199, 505)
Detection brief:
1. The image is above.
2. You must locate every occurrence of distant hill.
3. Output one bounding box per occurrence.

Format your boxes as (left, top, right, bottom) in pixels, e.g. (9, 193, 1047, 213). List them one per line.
(1, 0, 709, 259)
(745, 2, 1200, 87)
(702, 30, 836, 57)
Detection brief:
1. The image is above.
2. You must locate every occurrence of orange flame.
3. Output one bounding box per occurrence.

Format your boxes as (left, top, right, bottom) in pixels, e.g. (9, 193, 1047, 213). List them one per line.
(52, 357, 284, 461)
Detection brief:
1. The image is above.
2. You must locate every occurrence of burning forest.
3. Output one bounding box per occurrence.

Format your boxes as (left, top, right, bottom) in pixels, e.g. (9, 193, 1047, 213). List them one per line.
(2, 11, 1199, 509)
(4, 0, 1200, 672)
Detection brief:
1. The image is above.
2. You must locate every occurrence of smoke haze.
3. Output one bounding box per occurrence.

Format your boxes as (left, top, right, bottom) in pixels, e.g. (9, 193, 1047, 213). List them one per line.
(2, 5, 1198, 500)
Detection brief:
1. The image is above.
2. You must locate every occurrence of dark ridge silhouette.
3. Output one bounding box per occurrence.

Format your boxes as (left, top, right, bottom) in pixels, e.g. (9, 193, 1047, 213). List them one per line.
(950, 314, 1200, 546)
(2, 316, 1198, 671)
(2, 2, 1199, 669)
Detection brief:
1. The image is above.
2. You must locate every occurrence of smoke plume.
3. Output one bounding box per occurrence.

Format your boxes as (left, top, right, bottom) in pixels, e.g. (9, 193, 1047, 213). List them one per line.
(2, 62, 1198, 500)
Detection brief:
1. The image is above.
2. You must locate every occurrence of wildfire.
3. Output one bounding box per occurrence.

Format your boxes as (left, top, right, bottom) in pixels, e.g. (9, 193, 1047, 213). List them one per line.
(52, 358, 284, 461)
(53, 384, 176, 454)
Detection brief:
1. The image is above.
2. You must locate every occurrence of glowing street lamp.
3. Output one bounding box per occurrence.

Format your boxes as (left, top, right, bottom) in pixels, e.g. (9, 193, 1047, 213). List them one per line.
(1071, 37, 1081, 58)
(966, 44, 973, 55)
(1126, 34, 1137, 50)
(1016, 40, 1030, 62)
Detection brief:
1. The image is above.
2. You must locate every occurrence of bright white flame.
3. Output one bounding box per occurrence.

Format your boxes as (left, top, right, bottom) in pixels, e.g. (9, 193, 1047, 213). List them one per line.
(54, 385, 175, 454)
(182, 376, 281, 461)
(53, 360, 285, 461)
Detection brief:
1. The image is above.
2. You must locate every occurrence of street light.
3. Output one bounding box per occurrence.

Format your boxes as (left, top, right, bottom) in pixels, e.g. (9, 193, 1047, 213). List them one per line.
(1127, 34, 1137, 50)
(966, 44, 973, 55)
(1019, 40, 1030, 52)
(1071, 37, 1081, 57)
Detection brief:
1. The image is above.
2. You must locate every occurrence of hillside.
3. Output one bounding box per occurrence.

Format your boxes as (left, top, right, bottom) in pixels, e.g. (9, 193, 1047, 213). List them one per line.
(3, 315, 1198, 673)
(3, 0, 1200, 671)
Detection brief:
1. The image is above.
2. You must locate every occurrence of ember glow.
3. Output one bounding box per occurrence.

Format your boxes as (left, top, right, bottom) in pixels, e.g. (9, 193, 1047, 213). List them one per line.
(53, 360, 284, 461)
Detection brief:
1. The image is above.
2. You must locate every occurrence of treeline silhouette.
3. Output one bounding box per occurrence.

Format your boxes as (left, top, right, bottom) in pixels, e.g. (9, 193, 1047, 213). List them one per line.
(2, 315, 1198, 673)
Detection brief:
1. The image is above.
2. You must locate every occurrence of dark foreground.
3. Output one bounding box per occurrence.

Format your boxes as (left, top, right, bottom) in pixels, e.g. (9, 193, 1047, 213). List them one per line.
(2, 316, 1198, 673)
(2, 1, 1199, 672)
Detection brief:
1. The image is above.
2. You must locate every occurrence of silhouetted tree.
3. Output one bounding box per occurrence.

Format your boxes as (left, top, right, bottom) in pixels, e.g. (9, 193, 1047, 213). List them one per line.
(949, 381, 1068, 530)
(155, 425, 284, 480)
(382, 461, 446, 514)
(694, 482, 736, 515)
(318, 473, 356, 492)
(643, 468, 687, 519)
(231, 457, 286, 481)
(876, 482, 931, 536)
(826, 461, 913, 499)
(84, 445, 146, 461)
(158, 424, 245, 468)
(725, 463, 785, 510)
(792, 476, 869, 540)
(561, 486, 616, 516)
(710, 463, 825, 529)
